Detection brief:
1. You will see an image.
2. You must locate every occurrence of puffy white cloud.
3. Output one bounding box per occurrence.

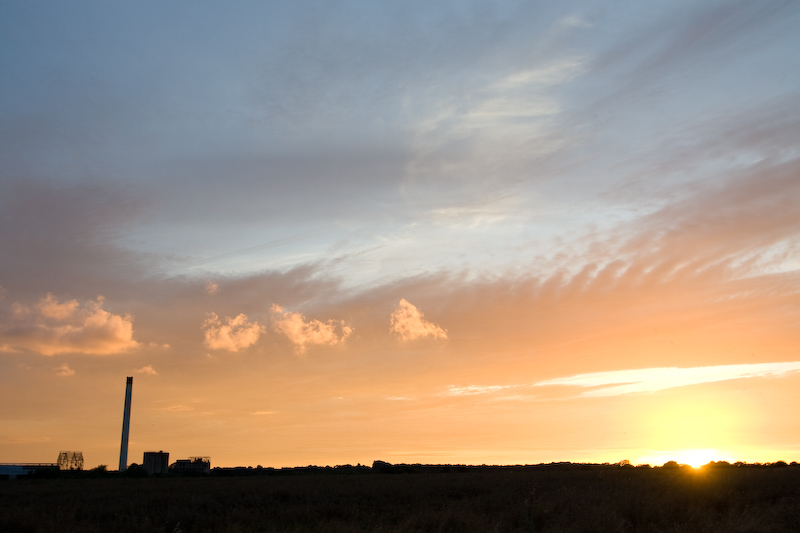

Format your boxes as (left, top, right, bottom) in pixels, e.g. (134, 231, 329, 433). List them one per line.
(0, 293, 139, 356)
(38, 293, 80, 320)
(135, 364, 158, 376)
(202, 313, 263, 352)
(390, 299, 447, 341)
(270, 304, 352, 353)
(56, 363, 75, 377)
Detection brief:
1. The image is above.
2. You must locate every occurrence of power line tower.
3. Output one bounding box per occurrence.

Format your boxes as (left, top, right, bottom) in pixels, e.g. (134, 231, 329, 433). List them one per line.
(57, 451, 84, 470)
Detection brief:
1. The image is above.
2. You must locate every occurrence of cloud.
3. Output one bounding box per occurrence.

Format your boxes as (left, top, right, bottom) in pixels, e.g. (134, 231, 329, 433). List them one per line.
(270, 304, 352, 353)
(0, 293, 140, 356)
(390, 299, 447, 341)
(164, 405, 193, 412)
(0, 180, 147, 296)
(252, 410, 276, 416)
(38, 293, 80, 320)
(202, 313, 263, 352)
(534, 362, 800, 397)
(135, 364, 158, 376)
(558, 15, 592, 29)
(55, 363, 75, 377)
(205, 280, 219, 295)
(443, 385, 509, 396)
(490, 59, 585, 91)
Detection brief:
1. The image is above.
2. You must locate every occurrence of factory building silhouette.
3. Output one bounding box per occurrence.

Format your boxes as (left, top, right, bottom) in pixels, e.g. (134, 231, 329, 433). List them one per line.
(2, 376, 210, 477)
(119, 376, 211, 474)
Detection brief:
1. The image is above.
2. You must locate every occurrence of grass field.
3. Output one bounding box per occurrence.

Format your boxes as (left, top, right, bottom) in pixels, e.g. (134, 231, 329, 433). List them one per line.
(2, 463, 799, 532)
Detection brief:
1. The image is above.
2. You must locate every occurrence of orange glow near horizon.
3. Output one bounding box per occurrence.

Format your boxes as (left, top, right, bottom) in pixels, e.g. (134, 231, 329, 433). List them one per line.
(639, 396, 741, 452)
(636, 449, 733, 469)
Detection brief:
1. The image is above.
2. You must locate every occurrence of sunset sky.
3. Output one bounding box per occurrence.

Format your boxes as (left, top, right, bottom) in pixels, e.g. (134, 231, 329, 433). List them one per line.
(1, 1, 799, 470)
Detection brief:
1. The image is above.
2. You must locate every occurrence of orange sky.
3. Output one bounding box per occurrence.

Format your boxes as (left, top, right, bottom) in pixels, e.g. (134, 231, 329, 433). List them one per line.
(1, 1, 799, 469)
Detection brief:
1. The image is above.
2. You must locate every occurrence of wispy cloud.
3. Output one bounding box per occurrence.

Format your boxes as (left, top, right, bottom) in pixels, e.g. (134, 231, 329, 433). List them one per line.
(164, 405, 193, 412)
(270, 304, 352, 353)
(204, 280, 219, 295)
(535, 362, 800, 397)
(202, 313, 263, 352)
(390, 299, 447, 341)
(0, 293, 139, 356)
(443, 385, 509, 396)
(490, 59, 585, 92)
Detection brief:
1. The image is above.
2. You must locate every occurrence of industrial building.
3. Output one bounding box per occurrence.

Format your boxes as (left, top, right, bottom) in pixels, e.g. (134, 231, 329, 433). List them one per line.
(3, 377, 209, 479)
(143, 451, 169, 475)
(170, 456, 211, 474)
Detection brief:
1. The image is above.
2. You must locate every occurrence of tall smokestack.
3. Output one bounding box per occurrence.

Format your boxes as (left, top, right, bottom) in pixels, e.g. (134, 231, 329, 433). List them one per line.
(119, 376, 133, 472)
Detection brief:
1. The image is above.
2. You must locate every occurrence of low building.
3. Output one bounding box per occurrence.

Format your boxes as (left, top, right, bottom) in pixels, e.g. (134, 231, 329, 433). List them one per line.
(170, 456, 211, 474)
(0, 463, 59, 480)
(143, 451, 169, 475)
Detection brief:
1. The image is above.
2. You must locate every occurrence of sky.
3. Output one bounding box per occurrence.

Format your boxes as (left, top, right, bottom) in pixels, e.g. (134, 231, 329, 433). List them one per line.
(1, 0, 799, 470)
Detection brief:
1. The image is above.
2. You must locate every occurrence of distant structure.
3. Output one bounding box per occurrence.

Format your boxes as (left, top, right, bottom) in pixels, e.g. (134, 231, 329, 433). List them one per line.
(1, 452, 68, 479)
(0, 462, 58, 480)
(119, 376, 133, 472)
(143, 451, 169, 475)
(171, 456, 211, 474)
(57, 451, 84, 470)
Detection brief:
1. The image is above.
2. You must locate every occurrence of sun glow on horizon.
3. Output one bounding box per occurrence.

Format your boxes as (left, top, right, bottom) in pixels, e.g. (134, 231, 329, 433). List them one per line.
(637, 448, 734, 469)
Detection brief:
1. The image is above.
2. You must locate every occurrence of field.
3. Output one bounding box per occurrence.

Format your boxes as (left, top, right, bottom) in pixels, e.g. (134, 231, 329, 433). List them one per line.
(2, 463, 800, 532)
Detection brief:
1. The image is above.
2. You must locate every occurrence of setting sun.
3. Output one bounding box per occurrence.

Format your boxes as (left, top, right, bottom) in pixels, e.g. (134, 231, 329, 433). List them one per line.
(637, 449, 732, 469)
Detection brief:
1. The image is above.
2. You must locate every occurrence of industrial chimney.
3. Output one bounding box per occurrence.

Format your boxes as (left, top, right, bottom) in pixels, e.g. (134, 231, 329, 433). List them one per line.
(118, 376, 133, 472)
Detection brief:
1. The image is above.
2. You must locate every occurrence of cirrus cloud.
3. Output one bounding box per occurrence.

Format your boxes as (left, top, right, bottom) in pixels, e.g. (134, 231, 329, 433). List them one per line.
(0, 293, 139, 356)
(390, 299, 447, 341)
(202, 313, 263, 352)
(443, 384, 510, 396)
(270, 304, 352, 353)
(534, 362, 800, 397)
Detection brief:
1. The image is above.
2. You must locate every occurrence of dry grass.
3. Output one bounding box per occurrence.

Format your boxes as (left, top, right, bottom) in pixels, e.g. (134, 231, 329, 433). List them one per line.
(1, 464, 799, 532)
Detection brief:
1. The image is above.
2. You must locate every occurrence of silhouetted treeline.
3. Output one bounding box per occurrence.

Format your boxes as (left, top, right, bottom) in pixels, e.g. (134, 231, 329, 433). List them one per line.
(9, 458, 800, 480)
(209, 459, 800, 477)
(3, 459, 800, 532)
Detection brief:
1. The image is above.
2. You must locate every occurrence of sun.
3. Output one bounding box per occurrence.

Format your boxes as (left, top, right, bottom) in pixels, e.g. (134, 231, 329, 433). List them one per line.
(673, 449, 719, 469)
(631, 391, 747, 466)
(636, 448, 732, 469)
